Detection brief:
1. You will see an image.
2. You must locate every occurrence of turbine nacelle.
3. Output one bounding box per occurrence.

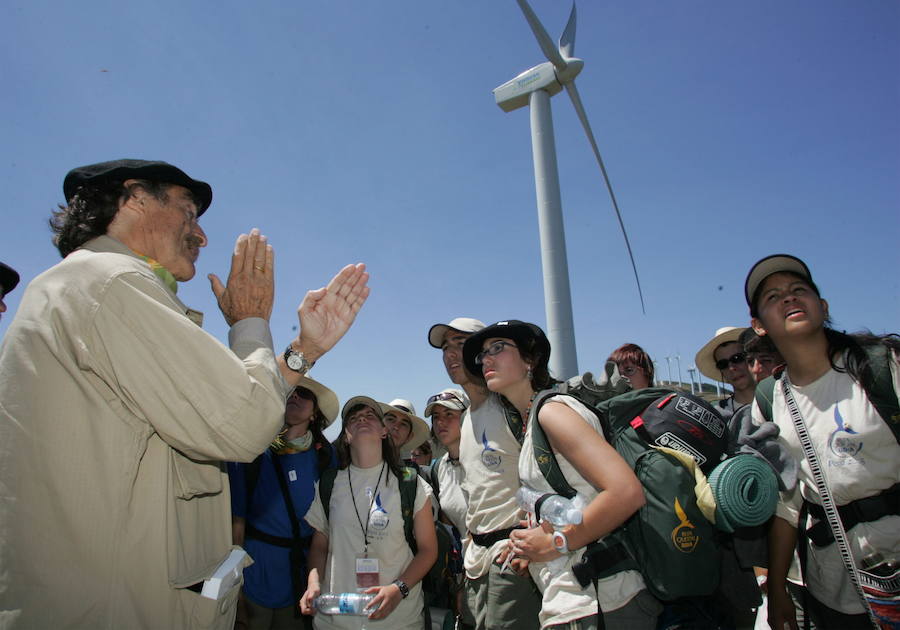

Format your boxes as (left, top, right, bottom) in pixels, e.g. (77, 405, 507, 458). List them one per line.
(493, 58, 584, 113)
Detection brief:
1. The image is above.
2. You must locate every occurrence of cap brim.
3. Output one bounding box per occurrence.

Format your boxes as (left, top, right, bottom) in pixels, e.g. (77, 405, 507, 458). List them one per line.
(341, 396, 384, 424)
(744, 254, 812, 308)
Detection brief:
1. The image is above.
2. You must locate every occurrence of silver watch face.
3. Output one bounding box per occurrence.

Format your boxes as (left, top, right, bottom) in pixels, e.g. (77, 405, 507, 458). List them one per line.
(287, 352, 305, 371)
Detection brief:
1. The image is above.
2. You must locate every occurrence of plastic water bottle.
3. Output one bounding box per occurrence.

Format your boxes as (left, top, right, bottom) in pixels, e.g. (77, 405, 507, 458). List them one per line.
(313, 592, 375, 615)
(515, 486, 584, 527)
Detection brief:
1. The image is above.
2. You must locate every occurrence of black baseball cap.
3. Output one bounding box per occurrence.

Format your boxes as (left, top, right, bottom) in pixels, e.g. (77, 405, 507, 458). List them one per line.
(63, 159, 213, 215)
(462, 319, 550, 377)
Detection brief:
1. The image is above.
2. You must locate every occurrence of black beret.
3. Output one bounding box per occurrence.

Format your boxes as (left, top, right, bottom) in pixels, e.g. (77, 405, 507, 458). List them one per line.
(63, 159, 212, 215)
(0, 262, 20, 296)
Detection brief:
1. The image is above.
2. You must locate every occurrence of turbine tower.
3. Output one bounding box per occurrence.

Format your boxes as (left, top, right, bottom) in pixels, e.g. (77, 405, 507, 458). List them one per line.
(494, 0, 643, 379)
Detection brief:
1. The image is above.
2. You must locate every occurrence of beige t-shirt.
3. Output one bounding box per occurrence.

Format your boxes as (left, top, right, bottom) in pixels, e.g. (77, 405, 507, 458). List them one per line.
(519, 395, 645, 628)
(459, 394, 525, 578)
(305, 464, 433, 630)
(435, 453, 468, 536)
(752, 355, 900, 614)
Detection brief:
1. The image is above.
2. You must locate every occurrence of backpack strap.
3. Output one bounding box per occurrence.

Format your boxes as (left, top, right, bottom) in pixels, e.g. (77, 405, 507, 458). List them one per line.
(860, 344, 900, 443)
(502, 395, 526, 446)
(429, 457, 442, 500)
(318, 467, 338, 521)
(529, 390, 579, 500)
(754, 374, 779, 424)
(244, 453, 264, 510)
(398, 467, 419, 554)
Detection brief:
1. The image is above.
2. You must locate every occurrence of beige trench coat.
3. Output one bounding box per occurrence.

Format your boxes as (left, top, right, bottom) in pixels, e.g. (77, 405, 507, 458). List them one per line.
(0, 236, 287, 629)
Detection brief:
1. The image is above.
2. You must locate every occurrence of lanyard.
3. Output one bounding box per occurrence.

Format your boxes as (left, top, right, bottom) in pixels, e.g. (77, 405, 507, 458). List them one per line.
(348, 462, 386, 554)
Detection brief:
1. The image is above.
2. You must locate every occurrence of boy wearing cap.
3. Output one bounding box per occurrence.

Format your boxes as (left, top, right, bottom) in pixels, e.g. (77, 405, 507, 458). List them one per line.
(0, 159, 369, 629)
(427, 318, 541, 630)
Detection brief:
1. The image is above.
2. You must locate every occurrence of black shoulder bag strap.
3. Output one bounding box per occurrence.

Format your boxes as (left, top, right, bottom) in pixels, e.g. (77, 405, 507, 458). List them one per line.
(269, 452, 308, 616)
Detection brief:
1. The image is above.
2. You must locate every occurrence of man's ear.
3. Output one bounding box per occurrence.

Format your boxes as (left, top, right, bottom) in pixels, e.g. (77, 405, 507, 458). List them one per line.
(751, 317, 767, 337)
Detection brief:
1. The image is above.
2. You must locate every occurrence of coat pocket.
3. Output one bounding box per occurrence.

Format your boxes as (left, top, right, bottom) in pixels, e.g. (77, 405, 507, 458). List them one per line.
(170, 448, 224, 499)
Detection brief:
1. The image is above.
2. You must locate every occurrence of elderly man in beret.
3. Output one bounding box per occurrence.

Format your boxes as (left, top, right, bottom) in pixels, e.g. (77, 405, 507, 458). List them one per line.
(0, 159, 369, 629)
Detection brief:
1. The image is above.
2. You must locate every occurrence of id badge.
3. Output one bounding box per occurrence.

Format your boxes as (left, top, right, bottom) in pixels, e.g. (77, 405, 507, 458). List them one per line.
(355, 554, 380, 589)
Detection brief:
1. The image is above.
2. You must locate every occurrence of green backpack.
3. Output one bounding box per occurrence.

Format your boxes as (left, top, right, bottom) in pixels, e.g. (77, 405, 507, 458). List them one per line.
(318, 466, 456, 607)
(521, 385, 721, 602)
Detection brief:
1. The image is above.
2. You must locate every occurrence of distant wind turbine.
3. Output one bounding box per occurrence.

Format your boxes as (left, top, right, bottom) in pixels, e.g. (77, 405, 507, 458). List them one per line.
(493, 0, 644, 379)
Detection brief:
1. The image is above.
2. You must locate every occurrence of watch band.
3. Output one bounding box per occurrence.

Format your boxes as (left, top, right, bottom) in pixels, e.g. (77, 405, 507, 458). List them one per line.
(392, 579, 410, 599)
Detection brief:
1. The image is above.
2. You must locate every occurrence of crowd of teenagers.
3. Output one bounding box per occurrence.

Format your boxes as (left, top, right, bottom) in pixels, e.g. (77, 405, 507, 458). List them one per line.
(0, 160, 896, 630)
(223, 254, 900, 630)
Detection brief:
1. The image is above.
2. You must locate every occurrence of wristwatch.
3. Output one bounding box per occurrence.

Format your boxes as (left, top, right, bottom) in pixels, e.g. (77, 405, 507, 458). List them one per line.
(552, 531, 571, 555)
(392, 579, 410, 599)
(283, 344, 313, 375)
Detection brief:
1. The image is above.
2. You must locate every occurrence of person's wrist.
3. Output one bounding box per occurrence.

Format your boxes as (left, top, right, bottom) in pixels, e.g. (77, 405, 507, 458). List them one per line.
(293, 338, 324, 364)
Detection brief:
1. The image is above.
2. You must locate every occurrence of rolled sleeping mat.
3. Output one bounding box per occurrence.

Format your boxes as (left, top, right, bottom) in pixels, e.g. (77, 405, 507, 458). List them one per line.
(708, 454, 779, 532)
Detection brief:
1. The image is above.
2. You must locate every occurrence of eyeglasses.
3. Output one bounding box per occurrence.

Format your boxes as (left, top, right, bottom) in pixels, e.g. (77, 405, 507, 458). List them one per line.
(715, 352, 747, 371)
(426, 392, 463, 406)
(475, 340, 517, 365)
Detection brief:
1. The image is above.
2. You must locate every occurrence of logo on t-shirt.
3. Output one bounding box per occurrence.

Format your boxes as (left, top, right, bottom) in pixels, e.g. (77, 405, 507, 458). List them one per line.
(480, 430, 502, 470)
(369, 492, 390, 531)
(827, 403, 864, 465)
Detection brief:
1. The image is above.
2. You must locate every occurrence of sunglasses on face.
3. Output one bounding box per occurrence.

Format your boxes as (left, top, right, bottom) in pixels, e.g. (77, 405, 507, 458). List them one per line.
(426, 392, 463, 406)
(290, 387, 317, 403)
(715, 352, 747, 371)
(475, 340, 517, 365)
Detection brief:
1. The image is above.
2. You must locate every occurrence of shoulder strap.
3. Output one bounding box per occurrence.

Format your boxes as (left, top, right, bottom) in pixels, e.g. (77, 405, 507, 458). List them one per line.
(270, 452, 302, 540)
(502, 397, 526, 446)
(754, 374, 778, 423)
(319, 467, 338, 521)
(529, 391, 579, 499)
(860, 344, 900, 443)
(315, 441, 335, 477)
(244, 453, 264, 509)
(398, 466, 419, 554)
(429, 457, 442, 499)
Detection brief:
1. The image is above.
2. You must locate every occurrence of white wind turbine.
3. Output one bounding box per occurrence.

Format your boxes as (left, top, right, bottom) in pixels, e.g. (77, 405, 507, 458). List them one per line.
(493, 0, 644, 379)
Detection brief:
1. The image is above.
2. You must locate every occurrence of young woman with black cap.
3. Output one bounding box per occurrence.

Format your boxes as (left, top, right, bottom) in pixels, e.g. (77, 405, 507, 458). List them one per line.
(745, 254, 900, 630)
(299, 397, 437, 630)
(462, 321, 661, 630)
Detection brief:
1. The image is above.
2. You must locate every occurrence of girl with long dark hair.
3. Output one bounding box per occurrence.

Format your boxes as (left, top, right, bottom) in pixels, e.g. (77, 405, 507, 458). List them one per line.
(745, 254, 900, 630)
(299, 396, 437, 629)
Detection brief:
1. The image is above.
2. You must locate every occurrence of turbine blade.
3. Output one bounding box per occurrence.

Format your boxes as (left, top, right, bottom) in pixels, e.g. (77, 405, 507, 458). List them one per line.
(559, 2, 576, 58)
(565, 81, 646, 313)
(516, 0, 567, 71)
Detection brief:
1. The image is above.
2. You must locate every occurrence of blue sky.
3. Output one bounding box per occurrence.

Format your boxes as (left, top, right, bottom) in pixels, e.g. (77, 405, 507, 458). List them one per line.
(2, 1, 897, 440)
